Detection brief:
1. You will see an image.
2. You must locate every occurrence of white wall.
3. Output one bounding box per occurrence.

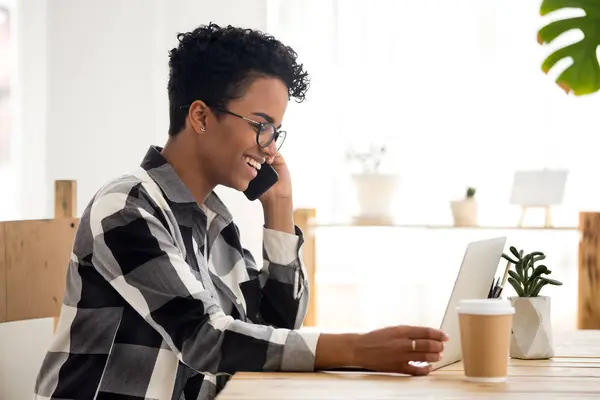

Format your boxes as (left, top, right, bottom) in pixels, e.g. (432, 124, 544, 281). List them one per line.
(2, 1, 269, 398)
(14, 0, 46, 221)
(45, 0, 163, 217)
(20, 0, 269, 252)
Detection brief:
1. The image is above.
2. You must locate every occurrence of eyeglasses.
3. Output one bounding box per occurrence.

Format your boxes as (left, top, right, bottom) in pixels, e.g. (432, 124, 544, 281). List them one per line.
(178, 104, 287, 151)
(217, 108, 286, 151)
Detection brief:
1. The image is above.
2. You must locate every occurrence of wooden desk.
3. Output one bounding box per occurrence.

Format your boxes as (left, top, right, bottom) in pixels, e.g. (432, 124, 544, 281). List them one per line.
(217, 330, 600, 399)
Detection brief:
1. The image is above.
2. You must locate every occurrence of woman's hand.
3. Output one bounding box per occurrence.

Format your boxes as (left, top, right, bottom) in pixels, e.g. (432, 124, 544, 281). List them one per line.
(259, 152, 292, 203)
(352, 325, 448, 375)
(315, 325, 448, 376)
(258, 152, 295, 234)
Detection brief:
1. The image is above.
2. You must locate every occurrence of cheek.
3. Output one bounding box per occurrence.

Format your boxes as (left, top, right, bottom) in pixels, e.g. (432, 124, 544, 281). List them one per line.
(230, 128, 259, 153)
(211, 128, 245, 162)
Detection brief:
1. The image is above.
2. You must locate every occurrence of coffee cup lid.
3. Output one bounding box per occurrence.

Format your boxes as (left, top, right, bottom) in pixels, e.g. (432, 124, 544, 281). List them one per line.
(456, 299, 515, 315)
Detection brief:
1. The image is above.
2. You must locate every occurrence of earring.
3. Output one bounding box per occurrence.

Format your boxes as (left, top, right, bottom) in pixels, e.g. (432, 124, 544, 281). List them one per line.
(200, 125, 206, 132)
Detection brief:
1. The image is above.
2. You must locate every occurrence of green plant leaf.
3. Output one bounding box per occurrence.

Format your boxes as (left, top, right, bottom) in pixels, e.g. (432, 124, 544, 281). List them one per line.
(509, 246, 522, 260)
(527, 280, 539, 296)
(531, 281, 547, 296)
(508, 277, 526, 297)
(508, 270, 522, 283)
(529, 264, 549, 282)
(502, 253, 519, 264)
(516, 259, 524, 280)
(541, 277, 564, 286)
(538, 0, 600, 95)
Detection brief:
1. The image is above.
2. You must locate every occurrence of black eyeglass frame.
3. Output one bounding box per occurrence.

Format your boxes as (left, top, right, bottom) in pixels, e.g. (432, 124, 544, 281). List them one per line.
(179, 104, 287, 151)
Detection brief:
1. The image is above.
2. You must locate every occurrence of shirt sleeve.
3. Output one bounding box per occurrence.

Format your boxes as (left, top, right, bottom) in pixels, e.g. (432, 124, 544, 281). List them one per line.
(89, 195, 320, 375)
(242, 226, 310, 330)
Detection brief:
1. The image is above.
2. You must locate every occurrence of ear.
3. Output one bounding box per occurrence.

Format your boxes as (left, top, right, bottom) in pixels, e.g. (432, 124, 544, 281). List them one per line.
(188, 100, 210, 134)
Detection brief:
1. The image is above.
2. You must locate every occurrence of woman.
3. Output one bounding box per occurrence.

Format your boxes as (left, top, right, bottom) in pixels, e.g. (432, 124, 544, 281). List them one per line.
(34, 23, 447, 400)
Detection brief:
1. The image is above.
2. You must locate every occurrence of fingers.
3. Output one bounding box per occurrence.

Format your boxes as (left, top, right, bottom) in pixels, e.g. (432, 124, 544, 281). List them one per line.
(387, 339, 442, 364)
(265, 152, 282, 165)
(401, 362, 433, 376)
(408, 352, 442, 363)
(406, 339, 444, 354)
(396, 338, 444, 363)
(403, 326, 449, 342)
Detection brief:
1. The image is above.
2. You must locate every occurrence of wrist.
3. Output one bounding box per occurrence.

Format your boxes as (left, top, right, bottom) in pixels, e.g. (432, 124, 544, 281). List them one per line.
(314, 333, 361, 369)
(262, 197, 294, 234)
(261, 195, 292, 211)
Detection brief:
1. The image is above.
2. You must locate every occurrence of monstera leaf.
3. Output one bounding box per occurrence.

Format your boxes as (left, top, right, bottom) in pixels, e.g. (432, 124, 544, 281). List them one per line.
(538, 0, 600, 95)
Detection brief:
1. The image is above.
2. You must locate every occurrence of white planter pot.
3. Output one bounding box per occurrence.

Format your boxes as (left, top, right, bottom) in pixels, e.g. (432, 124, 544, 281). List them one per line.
(450, 199, 478, 226)
(351, 174, 399, 221)
(509, 296, 555, 359)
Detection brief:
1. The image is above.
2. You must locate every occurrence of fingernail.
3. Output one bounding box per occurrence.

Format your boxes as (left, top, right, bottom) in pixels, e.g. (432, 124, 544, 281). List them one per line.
(440, 353, 443, 359)
(443, 333, 450, 340)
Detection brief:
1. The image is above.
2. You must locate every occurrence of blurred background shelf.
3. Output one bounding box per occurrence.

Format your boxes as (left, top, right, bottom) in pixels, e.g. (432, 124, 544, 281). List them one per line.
(310, 221, 579, 230)
(294, 208, 600, 333)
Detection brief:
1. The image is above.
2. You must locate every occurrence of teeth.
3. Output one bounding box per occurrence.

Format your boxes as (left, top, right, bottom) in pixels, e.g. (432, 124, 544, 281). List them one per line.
(244, 156, 262, 170)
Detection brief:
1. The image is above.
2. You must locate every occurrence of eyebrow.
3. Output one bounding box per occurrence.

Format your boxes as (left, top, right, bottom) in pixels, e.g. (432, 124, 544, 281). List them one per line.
(252, 112, 282, 129)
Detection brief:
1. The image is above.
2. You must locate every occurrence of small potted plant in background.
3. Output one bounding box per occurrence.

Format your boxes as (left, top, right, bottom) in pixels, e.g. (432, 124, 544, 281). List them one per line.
(450, 187, 478, 227)
(345, 144, 399, 223)
(502, 246, 563, 359)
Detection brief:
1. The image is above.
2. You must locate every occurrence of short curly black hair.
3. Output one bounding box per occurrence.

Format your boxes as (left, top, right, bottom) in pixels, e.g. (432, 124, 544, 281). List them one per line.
(167, 22, 310, 136)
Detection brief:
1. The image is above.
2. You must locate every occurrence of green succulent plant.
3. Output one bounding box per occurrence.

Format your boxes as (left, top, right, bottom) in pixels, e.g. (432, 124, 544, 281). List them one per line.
(538, 0, 600, 96)
(501, 246, 563, 297)
(466, 187, 476, 198)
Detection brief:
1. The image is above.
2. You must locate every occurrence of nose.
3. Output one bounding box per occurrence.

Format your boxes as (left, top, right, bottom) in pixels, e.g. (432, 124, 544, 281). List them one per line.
(260, 139, 278, 158)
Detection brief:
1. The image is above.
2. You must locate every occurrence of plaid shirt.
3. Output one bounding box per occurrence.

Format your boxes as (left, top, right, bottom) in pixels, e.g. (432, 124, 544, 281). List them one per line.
(33, 146, 320, 400)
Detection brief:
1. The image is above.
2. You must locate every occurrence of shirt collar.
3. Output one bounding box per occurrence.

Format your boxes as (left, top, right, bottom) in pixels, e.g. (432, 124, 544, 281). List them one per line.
(140, 145, 233, 223)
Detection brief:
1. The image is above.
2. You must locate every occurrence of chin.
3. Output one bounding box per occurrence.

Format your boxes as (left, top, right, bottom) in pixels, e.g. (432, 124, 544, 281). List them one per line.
(222, 177, 250, 192)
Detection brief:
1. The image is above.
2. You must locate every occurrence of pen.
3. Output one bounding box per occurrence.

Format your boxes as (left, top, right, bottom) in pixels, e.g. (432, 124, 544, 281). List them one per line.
(494, 261, 511, 298)
(488, 277, 500, 298)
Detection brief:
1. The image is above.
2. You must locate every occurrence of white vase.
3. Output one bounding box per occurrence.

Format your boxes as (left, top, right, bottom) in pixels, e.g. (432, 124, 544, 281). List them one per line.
(508, 296, 555, 359)
(351, 173, 399, 222)
(450, 198, 478, 226)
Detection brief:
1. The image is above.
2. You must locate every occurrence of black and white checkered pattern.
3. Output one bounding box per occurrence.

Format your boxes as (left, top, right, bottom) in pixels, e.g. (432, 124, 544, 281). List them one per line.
(33, 146, 319, 400)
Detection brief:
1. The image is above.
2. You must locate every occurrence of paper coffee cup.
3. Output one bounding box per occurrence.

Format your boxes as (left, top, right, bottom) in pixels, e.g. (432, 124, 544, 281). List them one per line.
(456, 299, 515, 383)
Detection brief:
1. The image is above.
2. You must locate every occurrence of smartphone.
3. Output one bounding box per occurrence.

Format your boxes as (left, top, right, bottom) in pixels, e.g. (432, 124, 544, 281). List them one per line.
(243, 163, 279, 201)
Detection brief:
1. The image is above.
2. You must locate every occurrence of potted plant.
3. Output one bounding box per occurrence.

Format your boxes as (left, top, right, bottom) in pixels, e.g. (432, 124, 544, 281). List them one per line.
(345, 144, 399, 222)
(450, 187, 477, 227)
(538, 0, 600, 96)
(502, 245, 563, 359)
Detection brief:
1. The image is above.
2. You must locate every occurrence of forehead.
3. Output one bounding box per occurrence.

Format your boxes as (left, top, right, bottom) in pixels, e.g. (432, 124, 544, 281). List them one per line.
(232, 77, 289, 123)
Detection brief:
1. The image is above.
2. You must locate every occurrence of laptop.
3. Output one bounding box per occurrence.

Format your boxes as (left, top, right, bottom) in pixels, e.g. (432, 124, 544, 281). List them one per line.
(430, 236, 507, 371)
(325, 236, 507, 375)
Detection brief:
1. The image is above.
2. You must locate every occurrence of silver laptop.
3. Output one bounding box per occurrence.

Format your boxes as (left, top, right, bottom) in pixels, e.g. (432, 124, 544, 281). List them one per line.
(430, 236, 507, 371)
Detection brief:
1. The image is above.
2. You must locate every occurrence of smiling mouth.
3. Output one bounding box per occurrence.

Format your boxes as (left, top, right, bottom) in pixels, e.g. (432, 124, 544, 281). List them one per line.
(244, 156, 262, 171)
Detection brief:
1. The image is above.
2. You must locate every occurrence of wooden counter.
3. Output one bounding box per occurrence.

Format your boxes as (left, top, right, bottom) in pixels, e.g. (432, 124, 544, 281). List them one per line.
(217, 330, 600, 399)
